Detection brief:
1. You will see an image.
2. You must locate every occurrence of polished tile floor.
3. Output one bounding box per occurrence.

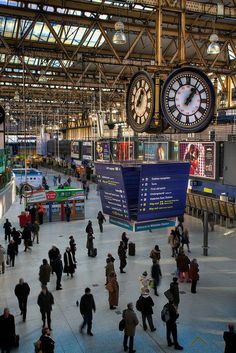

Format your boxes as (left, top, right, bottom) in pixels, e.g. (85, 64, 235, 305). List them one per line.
(0, 169, 235, 353)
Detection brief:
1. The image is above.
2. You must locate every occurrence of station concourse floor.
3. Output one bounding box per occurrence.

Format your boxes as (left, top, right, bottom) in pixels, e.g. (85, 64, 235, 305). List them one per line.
(0, 170, 235, 353)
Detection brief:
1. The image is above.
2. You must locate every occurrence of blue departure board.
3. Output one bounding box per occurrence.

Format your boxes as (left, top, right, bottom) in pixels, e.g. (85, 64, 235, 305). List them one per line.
(95, 163, 130, 220)
(137, 162, 190, 221)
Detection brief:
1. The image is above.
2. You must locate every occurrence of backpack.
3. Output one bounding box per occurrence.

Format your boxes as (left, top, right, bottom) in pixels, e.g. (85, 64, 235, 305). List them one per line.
(136, 296, 142, 312)
(34, 339, 42, 353)
(161, 303, 170, 323)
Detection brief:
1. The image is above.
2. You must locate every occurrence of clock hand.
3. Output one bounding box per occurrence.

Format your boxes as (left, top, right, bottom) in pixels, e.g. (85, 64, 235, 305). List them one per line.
(185, 87, 197, 105)
(137, 89, 144, 107)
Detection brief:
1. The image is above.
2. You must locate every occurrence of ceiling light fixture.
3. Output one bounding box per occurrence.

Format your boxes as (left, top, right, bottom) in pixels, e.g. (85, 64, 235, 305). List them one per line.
(207, 33, 220, 55)
(112, 21, 126, 45)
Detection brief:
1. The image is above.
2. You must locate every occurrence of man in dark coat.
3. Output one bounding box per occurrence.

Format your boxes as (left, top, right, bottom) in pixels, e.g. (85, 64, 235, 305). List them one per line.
(21, 224, 32, 252)
(29, 205, 37, 224)
(48, 246, 60, 274)
(85, 220, 93, 235)
(7, 241, 16, 267)
(14, 278, 30, 322)
(123, 302, 139, 353)
(37, 286, 54, 330)
(118, 241, 127, 273)
(80, 287, 96, 336)
(11, 228, 21, 255)
(0, 308, 15, 353)
(40, 327, 55, 353)
(54, 255, 63, 290)
(65, 203, 71, 222)
(223, 323, 236, 353)
(151, 259, 162, 296)
(169, 277, 180, 309)
(97, 211, 106, 232)
(3, 219, 12, 242)
(138, 289, 156, 332)
(121, 232, 129, 250)
(39, 259, 52, 286)
(69, 236, 76, 262)
(165, 300, 183, 350)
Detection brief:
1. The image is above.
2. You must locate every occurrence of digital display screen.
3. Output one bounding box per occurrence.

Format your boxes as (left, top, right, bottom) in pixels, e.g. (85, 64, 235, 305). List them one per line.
(179, 142, 216, 179)
(82, 141, 93, 160)
(117, 142, 134, 161)
(96, 142, 110, 161)
(144, 142, 168, 161)
(95, 163, 130, 220)
(137, 162, 190, 221)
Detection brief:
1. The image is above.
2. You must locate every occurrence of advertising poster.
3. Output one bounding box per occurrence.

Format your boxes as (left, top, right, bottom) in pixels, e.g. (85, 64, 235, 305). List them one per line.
(200, 196, 207, 211)
(96, 141, 110, 161)
(226, 203, 234, 219)
(82, 141, 93, 160)
(179, 142, 216, 179)
(117, 142, 134, 161)
(95, 163, 130, 220)
(193, 195, 201, 210)
(188, 194, 196, 208)
(144, 142, 168, 161)
(71, 141, 81, 159)
(212, 199, 220, 214)
(206, 197, 214, 213)
(137, 162, 190, 221)
(219, 201, 227, 217)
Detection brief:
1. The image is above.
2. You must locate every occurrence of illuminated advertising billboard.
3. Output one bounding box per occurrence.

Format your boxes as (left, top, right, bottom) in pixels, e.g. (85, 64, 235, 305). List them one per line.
(144, 142, 169, 161)
(179, 142, 216, 179)
(96, 141, 110, 161)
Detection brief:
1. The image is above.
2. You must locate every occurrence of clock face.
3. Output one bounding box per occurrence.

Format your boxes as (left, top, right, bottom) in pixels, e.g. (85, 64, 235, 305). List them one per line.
(161, 67, 215, 132)
(126, 71, 155, 133)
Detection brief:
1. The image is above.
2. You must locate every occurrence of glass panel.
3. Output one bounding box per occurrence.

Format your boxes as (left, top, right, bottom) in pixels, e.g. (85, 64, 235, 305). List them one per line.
(72, 27, 87, 45)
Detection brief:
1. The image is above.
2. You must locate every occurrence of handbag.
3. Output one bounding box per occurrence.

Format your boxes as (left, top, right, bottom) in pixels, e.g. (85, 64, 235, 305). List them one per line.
(13, 334, 20, 347)
(149, 279, 154, 289)
(119, 318, 125, 331)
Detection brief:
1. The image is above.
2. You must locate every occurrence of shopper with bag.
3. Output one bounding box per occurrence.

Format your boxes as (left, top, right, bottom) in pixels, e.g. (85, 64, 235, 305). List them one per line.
(122, 303, 139, 353)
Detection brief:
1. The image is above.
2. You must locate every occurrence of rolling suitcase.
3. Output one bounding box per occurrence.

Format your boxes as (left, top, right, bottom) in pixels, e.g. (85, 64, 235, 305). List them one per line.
(89, 248, 97, 257)
(128, 242, 135, 256)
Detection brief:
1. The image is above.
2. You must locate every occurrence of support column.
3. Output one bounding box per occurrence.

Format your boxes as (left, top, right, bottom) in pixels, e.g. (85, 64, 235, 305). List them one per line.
(179, 0, 186, 64)
(226, 76, 232, 108)
(203, 211, 209, 256)
(155, 1, 162, 66)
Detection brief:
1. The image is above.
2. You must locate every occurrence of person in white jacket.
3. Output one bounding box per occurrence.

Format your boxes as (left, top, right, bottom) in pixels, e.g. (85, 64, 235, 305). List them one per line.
(0, 244, 6, 274)
(138, 271, 149, 294)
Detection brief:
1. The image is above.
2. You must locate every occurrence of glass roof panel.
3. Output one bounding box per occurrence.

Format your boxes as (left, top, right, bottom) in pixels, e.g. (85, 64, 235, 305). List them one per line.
(228, 44, 236, 60)
(71, 27, 87, 45)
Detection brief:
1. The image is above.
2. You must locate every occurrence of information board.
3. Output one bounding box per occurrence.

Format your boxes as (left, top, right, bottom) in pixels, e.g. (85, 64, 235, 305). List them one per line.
(188, 194, 196, 208)
(226, 203, 235, 219)
(200, 196, 207, 211)
(137, 162, 189, 221)
(95, 163, 130, 220)
(96, 141, 110, 161)
(219, 201, 227, 217)
(179, 142, 216, 179)
(205, 197, 214, 213)
(193, 195, 201, 210)
(212, 199, 220, 214)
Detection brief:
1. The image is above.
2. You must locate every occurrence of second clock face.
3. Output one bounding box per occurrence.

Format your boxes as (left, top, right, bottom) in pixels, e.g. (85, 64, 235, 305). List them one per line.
(161, 67, 215, 132)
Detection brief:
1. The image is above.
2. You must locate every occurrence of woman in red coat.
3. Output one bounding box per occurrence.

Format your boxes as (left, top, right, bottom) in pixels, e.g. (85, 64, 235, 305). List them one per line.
(189, 258, 199, 293)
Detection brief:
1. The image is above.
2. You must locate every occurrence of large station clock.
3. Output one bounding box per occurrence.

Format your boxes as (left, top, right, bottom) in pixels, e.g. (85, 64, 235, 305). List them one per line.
(126, 71, 155, 133)
(160, 66, 215, 132)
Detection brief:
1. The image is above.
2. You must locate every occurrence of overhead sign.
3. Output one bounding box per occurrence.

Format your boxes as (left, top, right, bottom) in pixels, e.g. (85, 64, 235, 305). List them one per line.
(137, 162, 190, 221)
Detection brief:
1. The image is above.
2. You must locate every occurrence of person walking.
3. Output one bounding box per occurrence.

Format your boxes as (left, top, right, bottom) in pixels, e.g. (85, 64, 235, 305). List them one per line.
(97, 211, 106, 233)
(32, 221, 40, 244)
(37, 286, 54, 331)
(7, 240, 16, 267)
(181, 228, 191, 253)
(14, 278, 30, 322)
(151, 259, 162, 296)
(137, 288, 156, 332)
(106, 272, 119, 310)
(37, 204, 45, 225)
(0, 244, 5, 274)
(11, 228, 21, 255)
(48, 246, 60, 275)
(22, 224, 32, 252)
(65, 203, 71, 222)
(149, 245, 161, 262)
(168, 229, 180, 258)
(39, 327, 55, 353)
(165, 300, 183, 350)
(63, 247, 76, 277)
(29, 205, 37, 224)
(176, 249, 191, 283)
(54, 254, 63, 290)
(118, 241, 127, 273)
(105, 257, 115, 285)
(39, 259, 52, 286)
(53, 175, 57, 186)
(86, 232, 95, 257)
(58, 174, 61, 184)
(0, 308, 16, 353)
(79, 287, 96, 336)
(69, 236, 76, 262)
(223, 323, 236, 353)
(121, 232, 129, 251)
(123, 302, 139, 353)
(3, 219, 12, 242)
(169, 277, 180, 310)
(189, 258, 199, 293)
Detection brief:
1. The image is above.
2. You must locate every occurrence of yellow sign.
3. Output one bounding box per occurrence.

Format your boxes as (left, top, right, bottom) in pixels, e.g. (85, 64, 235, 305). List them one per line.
(203, 188, 212, 193)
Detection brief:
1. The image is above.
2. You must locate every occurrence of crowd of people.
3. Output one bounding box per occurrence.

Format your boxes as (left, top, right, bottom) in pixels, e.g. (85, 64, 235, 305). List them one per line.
(0, 174, 235, 353)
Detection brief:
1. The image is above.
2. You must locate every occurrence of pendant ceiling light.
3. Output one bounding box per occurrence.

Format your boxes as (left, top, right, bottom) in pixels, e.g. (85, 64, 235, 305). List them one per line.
(207, 33, 220, 55)
(112, 21, 126, 45)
